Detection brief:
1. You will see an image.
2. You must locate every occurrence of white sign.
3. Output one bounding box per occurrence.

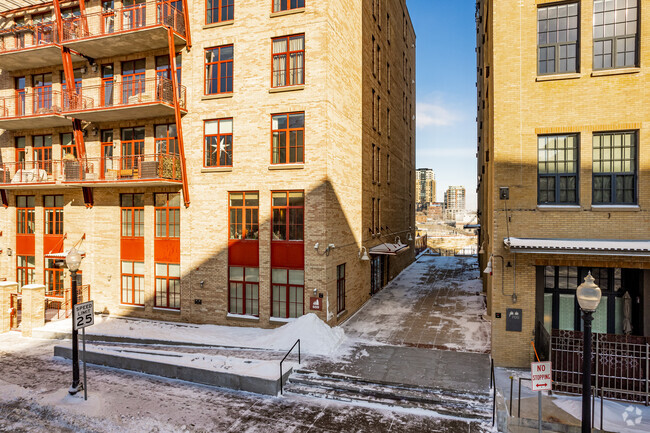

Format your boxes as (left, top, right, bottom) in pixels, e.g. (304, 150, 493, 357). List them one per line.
(531, 361, 552, 391)
(73, 301, 94, 331)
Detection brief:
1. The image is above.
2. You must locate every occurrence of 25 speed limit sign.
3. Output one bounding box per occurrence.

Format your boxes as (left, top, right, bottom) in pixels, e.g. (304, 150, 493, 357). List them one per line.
(73, 301, 94, 330)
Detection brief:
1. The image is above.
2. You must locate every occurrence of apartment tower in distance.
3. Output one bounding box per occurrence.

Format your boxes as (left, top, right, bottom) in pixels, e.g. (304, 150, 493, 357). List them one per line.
(477, 0, 650, 377)
(0, 0, 416, 334)
(443, 185, 465, 221)
(415, 168, 435, 210)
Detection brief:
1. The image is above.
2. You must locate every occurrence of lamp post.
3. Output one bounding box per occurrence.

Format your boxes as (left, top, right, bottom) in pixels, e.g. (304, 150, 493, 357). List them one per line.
(576, 272, 602, 433)
(66, 247, 82, 395)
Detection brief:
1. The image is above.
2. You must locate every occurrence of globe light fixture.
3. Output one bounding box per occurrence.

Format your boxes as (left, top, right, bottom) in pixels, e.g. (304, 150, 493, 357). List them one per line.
(576, 272, 602, 312)
(66, 247, 82, 272)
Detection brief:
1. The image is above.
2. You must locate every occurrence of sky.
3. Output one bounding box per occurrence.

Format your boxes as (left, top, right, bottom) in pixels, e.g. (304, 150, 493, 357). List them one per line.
(406, 0, 478, 210)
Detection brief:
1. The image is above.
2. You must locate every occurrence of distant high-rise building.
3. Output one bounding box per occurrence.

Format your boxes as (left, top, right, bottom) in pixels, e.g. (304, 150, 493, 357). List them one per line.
(443, 186, 466, 221)
(416, 168, 436, 209)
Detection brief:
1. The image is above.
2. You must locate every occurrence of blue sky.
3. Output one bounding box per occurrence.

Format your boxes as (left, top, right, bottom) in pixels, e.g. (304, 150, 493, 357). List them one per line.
(406, 0, 477, 210)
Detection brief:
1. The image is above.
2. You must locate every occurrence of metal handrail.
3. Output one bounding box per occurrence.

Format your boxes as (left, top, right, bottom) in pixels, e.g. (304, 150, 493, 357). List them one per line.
(279, 339, 301, 395)
(491, 357, 496, 426)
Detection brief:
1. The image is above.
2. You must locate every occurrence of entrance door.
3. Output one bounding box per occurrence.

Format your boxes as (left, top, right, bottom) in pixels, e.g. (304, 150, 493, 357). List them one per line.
(101, 130, 114, 179)
(10, 294, 21, 330)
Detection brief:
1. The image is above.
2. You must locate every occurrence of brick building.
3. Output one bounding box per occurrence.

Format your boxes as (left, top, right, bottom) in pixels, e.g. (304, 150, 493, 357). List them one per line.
(0, 0, 416, 332)
(478, 0, 650, 368)
(415, 167, 435, 210)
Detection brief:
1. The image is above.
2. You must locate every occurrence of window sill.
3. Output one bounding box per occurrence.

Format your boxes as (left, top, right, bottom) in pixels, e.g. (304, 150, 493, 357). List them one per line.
(268, 164, 304, 170)
(203, 20, 234, 30)
(591, 67, 640, 77)
(270, 8, 305, 18)
(202, 93, 233, 101)
(536, 73, 581, 82)
(227, 313, 259, 321)
(270, 317, 297, 323)
(590, 205, 640, 212)
(269, 85, 304, 93)
(119, 304, 145, 309)
(537, 205, 582, 211)
(337, 309, 347, 319)
(201, 167, 233, 173)
(153, 307, 181, 313)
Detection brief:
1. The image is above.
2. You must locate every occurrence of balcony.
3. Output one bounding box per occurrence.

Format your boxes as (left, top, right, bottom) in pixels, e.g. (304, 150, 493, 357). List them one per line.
(61, 2, 186, 59)
(0, 91, 71, 130)
(63, 78, 186, 122)
(0, 25, 84, 71)
(0, 154, 182, 189)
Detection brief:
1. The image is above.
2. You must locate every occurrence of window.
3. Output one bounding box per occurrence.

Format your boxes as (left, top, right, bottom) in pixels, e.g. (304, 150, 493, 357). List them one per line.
(272, 191, 304, 241)
(271, 112, 304, 164)
(538, 3, 579, 74)
(229, 192, 259, 240)
(155, 124, 178, 155)
(155, 193, 181, 238)
(155, 53, 182, 85)
(387, 107, 390, 137)
(121, 261, 144, 305)
(593, 0, 638, 69)
(61, 68, 83, 111)
(17, 196, 35, 234)
(272, 268, 304, 318)
(337, 264, 345, 314)
(372, 89, 376, 129)
(537, 134, 578, 204)
(121, 59, 145, 104)
(204, 118, 233, 167)
(205, 45, 233, 95)
(15, 136, 25, 166)
(272, 34, 305, 87)
(61, 133, 77, 159)
(32, 73, 52, 112)
(372, 144, 376, 183)
(387, 13, 391, 43)
(387, 154, 391, 183)
(15, 77, 25, 116)
(33, 134, 52, 173)
(593, 131, 637, 204)
(228, 266, 259, 316)
(121, 127, 145, 170)
(207, 0, 234, 23)
(377, 95, 381, 133)
(377, 44, 381, 82)
(273, 0, 304, 13)
(155, 263, 181, 309)
(121, 193, 144, 237)
(101, 130, 114, 178)
(376, 146, 381, 184)
(102, 1, 115, 34)
(372, 35, 376, 77)
(101, 64, 114, 107)
(17, 256, 35, 288)
(386, 62, 390, 93)
(45, 258, 64, 297)
(44, 195, 63, 235)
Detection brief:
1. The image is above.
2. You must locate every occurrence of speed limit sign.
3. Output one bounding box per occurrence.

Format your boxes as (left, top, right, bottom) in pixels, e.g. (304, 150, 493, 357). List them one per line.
(73, 301, 94, 330)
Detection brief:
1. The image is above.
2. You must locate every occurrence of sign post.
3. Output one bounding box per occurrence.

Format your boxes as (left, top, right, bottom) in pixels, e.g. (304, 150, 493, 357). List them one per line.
(531, 361, 552, 433)
(73, 301, 94, 401)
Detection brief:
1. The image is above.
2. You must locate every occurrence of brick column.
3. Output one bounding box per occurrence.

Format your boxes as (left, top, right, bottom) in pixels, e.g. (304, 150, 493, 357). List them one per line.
(20, 284, 46, 337)
(0, 282, 19, 334)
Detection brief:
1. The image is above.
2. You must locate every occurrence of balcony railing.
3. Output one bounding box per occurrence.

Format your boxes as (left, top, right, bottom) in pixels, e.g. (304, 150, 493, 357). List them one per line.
(61, 2, 185, 42)
(0, 154, 182, 186)
(0, 23, 58, 53)
(0, 90, 64, 119)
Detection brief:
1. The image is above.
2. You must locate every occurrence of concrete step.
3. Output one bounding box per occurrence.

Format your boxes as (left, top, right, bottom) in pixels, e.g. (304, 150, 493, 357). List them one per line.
(285, 370, 492, 420)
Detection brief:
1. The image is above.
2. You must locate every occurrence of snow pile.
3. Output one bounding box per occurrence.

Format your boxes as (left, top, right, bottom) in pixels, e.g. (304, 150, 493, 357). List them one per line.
(256, 313, 346, 356)
(553, 395, 650, 433)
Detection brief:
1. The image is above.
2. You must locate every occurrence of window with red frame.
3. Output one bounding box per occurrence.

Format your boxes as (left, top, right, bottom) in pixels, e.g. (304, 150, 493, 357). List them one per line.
(207, 0, 234, 24)
(121, 193, 144, 237)
(121, 260, 144, 305)
(155, 123, 179, 155)
(272, 34, 304, 87)
(17, 255, 35, 288)
(271, 191, 303, 241)
(272, 112, 304, 164)
(272, 268, 304, 318)
(121, 127, 145, 171)
(229, 192, 259, 240)
(15, 136, 25, 167)
(121, 59, 146, 104)
(61, 133, 77, 159)
(44, 195, 63, 235)
(33, 134, 52, 174)
(337, 263, 345, 313)
(205, 45, 233, 95)
(15, 76, 25, 116)
(16, 195, 35, 234)
(155, 193, 180, 238)
(228, 266, 259, 316)
(155, 263, 180, 309)
(44, 258, 64, 297)
(155, 53, 182, 86)
(273, 0, 304, 13)
(204, 118, 233, 167)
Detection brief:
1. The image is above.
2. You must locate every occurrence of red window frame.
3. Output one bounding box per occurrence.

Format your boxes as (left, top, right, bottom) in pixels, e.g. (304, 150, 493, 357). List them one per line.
(204, 118, 233, 167)
(272, 0, 305, 13)
(271, 191, 304, 241)
(121, 59, 146, 104)
(101, 64, 114, 107)
(204, 45, 233, 95)
(120, 193, 144, 238)
(15, 136, 25, 167)
(16, 255, 35, 288)
(271, 112, 304, 164)
(44, 258, 64, 297)
(155, 262, 181, 309)
(155, 123, 179, 155)
(155, 193, 180, 239)
(32, 73, 52, 113)
(337, 263, 345, 313)
(121, 126, 145, 170)
(60, 132, 77, 159)
(228, 266, 259, 316)
(155, 53, 182, 86)
(16, 195, 35, 235)
(101, 1, 115, 34)
(228, 192, 259, 240)
(271, 268, 304, 318)
(44, 195, 64, 235)
(33, 134, 53, 174)
(15, 76, 25, 116)
(101, 129, 114, 178)
(206, 0, 234, 24)
(121, 260, 144, 305)
(271, 34, 305, 88)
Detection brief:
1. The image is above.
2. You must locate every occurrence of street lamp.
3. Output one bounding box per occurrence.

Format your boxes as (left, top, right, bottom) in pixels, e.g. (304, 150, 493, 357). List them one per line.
(66, 247, 83, 395)
(576, 272, 602, 433)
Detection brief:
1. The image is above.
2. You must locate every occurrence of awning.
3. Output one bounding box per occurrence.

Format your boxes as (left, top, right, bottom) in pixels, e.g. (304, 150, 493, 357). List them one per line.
(369, 242, 410, 256)
(44, 250, 86, 259)
(504, 237, 650, 256)
(464, 224, 480, 229)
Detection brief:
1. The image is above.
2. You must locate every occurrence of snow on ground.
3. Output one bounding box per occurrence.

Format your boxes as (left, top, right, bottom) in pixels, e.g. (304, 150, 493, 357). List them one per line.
(553, 395, 650, 433)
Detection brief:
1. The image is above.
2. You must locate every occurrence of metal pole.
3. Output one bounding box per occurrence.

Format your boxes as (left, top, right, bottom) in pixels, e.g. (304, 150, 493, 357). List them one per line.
(518, 378, 522, 418)
(581, 311, 593, 433)
(646, 343, 649, 407)
(538, 390, 542, 433)
(593, 336, 599, 427)
(509, 376, 514, 414)
(82, 326, 87, 401)
(69, 269, 79, 395)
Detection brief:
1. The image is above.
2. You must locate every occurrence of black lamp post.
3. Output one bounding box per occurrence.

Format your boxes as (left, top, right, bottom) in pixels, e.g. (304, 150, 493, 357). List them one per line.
(576, 272, 602, 433)
(66, 247, 82, 395)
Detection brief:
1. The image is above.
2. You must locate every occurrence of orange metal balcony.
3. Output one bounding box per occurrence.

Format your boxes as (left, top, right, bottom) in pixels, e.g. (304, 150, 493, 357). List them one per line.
(0, 25, 84, 71)
(63, 77, 186, 122)
(0, 91, 71, 130)
(61, 2, 186, 59)
(0, 154, 182, 189)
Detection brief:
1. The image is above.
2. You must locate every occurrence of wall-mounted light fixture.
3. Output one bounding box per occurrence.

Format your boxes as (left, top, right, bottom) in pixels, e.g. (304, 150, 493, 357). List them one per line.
(7, 248, 12, 256)
(358, 247, 370, 261)
(200, 280, 205, 289)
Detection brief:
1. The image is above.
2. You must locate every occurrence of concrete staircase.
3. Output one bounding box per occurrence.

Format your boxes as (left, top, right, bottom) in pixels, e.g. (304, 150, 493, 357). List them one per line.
(284, 369, 493, 420)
